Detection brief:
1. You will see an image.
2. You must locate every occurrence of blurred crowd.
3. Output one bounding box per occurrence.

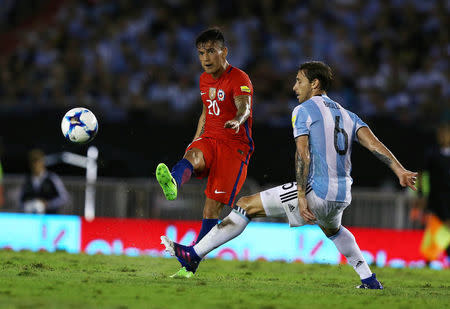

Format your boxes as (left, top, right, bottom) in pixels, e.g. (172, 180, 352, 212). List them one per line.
(0, 0, 448, 128)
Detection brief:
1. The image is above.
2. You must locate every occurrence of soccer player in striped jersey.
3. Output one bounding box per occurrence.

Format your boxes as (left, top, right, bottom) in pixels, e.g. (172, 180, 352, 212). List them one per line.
(162, 61, 417, 288)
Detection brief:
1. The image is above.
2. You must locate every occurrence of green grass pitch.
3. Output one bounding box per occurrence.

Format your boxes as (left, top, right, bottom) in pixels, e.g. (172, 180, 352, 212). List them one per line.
(0, 250, 448, 309)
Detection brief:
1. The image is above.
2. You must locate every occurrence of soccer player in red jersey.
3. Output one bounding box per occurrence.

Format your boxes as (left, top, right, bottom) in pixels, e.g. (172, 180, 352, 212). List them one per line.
(156, 28, 254, 277)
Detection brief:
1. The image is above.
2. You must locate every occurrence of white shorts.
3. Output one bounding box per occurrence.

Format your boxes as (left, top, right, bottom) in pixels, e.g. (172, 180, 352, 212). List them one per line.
(260, 182, 350, 229)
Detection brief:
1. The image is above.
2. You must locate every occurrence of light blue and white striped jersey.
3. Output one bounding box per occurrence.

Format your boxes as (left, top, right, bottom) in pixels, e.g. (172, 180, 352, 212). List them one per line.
(292, 94, 368, 203)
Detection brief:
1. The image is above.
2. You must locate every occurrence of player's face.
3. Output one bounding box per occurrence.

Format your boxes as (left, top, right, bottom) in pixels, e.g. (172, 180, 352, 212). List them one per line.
(197, 41, 228, 76)
(31, 159, 45, 176)
(293, 70, 313, 104)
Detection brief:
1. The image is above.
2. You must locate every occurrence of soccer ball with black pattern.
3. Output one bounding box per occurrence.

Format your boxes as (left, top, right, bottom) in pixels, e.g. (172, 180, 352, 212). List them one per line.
(61, 107, 98, 144)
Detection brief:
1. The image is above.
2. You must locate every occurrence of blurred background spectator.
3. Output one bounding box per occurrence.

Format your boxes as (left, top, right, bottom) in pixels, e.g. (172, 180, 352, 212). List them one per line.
(0, 0, 448, 186)
(19, 149, 70, 214)
(1, 0, 448, 125)
(412, 122, 450, 260)
(418, 123, 450, 224)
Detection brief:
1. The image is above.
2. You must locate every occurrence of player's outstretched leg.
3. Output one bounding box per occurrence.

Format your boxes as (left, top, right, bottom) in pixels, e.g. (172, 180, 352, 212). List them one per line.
(161, 236, 201, 278)
(356, 273, 383, 289)
(156, 163, 177, 200)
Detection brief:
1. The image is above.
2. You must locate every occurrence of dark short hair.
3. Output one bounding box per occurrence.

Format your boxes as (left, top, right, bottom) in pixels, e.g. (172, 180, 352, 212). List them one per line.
(29, 149, 45, 163)
(299, 61, 333, 92)
(195, 28, 225, 48)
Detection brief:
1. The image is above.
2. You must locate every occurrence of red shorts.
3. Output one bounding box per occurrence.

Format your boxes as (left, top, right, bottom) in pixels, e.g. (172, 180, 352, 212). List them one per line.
(186, 137, 252, 206)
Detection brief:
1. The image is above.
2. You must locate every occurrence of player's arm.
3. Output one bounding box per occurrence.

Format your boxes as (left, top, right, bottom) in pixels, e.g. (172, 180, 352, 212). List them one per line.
(357, 126, 417, 190)
(192, 104, 207, 141)
(224, 95, 251, 133)
(295, 135, 316, 222)
(45, 174, 70, 211)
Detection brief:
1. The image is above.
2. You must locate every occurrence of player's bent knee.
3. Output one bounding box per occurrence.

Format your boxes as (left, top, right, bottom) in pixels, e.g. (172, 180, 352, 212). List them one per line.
(320, 225, 340, 238)
(235, 196, 250, 208)
(236, 194, 265, 217)
(184, 148, 205, 171)
(235, 195, 254, 212)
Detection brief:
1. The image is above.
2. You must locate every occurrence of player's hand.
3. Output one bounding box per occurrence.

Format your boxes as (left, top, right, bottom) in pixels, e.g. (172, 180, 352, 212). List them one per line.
(397, 169, 418, 191)
(298, 196, 316, 224)
(224, 119, 240, 133)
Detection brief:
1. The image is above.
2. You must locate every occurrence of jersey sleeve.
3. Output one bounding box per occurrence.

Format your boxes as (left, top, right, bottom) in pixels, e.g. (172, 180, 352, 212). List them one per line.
(355, 114, 368, 131)
(292, 105, 311, 138)
(353, 113, 368, 143)
(231, 70, 253, 97)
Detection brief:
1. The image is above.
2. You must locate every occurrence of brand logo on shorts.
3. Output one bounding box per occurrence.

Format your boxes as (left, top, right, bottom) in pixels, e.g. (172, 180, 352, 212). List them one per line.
(288, 204, 296, 212)
(209, 88, 216, 100)
(214, 189, 226, 194)
(217, 89, 225, 101)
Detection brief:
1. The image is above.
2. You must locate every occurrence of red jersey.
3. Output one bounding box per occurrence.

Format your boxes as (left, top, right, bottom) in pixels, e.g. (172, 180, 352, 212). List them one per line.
(199, 65, 254, 154)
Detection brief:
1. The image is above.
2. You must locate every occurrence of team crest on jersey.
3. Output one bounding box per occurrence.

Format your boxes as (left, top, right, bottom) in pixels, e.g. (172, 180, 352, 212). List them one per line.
(217, 89, 225, 101)
(209, 88, 216, 100)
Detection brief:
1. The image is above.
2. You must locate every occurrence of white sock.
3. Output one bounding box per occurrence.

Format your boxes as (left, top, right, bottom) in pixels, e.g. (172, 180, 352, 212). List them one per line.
(193, 210, 249, 258)
(329, 226, 372, 280)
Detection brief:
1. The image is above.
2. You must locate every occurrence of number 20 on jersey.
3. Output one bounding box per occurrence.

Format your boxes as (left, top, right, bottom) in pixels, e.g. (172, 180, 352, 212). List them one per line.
(207, 99, 220, 116)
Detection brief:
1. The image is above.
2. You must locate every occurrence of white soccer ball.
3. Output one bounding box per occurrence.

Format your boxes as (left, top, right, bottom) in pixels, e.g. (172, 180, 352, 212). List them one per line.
(61, 107, 98, 144)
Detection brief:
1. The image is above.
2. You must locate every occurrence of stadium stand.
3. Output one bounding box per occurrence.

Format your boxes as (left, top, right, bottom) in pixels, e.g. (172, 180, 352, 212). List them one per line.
(0, 0, 447, 185)
(0, 0, 447, 125)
